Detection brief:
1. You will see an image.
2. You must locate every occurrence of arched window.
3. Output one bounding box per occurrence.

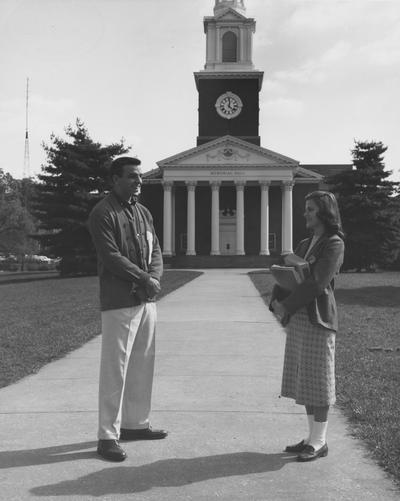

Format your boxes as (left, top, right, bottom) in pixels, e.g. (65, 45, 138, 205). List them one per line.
(222, 31, 237, 62)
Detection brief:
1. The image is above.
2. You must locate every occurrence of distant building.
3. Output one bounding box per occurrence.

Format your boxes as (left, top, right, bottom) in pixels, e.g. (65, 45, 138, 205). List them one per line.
(141, 0, 351, 266)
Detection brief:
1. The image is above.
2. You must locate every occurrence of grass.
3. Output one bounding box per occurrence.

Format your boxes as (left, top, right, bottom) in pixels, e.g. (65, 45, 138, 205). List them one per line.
(0, 270, 202, 389)
(249, 270, 400, 487)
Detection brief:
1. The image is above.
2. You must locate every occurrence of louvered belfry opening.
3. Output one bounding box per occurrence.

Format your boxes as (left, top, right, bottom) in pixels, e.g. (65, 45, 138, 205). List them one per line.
(222, 31, 238, 62)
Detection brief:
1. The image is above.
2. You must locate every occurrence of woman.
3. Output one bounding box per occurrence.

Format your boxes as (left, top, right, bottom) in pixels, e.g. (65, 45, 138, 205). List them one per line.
(271, 191, 344, 462)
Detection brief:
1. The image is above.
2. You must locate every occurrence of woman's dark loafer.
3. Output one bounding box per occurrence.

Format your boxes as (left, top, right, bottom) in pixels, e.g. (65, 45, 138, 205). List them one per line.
(297, 443, 328, 462)
(284, 439, 307, 453)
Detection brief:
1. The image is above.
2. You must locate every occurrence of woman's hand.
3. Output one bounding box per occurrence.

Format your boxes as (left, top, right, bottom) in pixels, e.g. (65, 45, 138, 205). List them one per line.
(271, 300, 290, 326)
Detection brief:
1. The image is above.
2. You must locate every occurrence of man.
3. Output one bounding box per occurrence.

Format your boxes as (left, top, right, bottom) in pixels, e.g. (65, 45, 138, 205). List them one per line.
(88, 156, 167, 462)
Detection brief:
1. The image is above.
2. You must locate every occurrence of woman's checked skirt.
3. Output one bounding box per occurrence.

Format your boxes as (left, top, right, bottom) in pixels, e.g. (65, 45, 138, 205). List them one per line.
(281, 308, 336, 407)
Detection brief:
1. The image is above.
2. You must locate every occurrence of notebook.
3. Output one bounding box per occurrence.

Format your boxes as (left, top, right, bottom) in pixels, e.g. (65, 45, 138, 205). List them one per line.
(270, 265, 303, 292)
(282, 253, 310, 282)
(271, 254, 310, 292)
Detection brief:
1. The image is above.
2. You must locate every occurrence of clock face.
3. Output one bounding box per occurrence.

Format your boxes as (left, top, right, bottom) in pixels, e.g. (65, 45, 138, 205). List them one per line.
(215, 92, 243, 120)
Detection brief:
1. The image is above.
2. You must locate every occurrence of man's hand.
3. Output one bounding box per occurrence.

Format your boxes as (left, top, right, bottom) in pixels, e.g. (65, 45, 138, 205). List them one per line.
(135, 287, 148, 302)
(145, 277, 161, 297)
(131, 277, 161, 302)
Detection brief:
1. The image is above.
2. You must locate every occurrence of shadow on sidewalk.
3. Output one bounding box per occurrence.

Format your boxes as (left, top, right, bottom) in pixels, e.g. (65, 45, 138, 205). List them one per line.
(0, 441, 97, 468)
(30, 452, 295, 497)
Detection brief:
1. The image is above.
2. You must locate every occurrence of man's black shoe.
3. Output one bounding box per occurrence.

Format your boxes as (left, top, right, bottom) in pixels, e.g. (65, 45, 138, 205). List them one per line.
(120, 426, 168, 441)
(97, 439, 127, 462)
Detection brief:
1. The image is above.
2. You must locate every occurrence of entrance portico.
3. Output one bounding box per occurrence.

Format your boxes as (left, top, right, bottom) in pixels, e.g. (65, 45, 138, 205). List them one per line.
(157, 135, 319, 258)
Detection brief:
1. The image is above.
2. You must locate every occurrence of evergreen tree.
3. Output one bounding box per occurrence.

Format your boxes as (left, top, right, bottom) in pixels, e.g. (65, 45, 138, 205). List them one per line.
(34, 119, 128, 275)
(327, 140, 400, 270)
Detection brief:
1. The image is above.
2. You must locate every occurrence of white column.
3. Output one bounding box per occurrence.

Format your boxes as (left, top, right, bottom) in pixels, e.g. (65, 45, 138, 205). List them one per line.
(239, 26, 245, 62)
(186, 181, 196, 256)
(216, 26, 221, 62)
(281, 181, 294, 254)
(162, 181, 173, 257)
(236, 182, 245, 256)
(171, 186, 176, 256)
(211, 182, 220, 256)
(247, 28, 253, 63)
(260, 181, 271, 256)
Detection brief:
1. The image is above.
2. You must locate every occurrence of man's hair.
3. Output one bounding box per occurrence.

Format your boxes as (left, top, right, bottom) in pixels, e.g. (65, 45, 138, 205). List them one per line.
(305, 190, 344, 239)
(110, 156, 141, 178)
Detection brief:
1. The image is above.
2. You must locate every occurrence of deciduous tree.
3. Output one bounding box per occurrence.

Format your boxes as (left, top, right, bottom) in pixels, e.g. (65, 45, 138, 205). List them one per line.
(0, 169, 38, 262)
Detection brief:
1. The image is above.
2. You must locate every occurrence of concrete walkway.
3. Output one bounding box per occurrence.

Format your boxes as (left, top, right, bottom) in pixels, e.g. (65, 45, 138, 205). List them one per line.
(0, 270, 398, 500)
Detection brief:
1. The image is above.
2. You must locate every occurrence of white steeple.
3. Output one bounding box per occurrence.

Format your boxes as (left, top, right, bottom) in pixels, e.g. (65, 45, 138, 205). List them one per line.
(214, 0, 246, 16)
(202, 0, 256, 72)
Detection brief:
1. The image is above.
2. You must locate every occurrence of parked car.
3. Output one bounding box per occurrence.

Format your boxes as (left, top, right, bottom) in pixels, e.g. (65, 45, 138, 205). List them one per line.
(0, 255, 19, 271)
(25, 255, 58, 271)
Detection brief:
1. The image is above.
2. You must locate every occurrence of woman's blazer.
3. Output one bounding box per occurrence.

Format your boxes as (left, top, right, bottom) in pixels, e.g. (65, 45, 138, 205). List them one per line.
(273, 234, 344, 331)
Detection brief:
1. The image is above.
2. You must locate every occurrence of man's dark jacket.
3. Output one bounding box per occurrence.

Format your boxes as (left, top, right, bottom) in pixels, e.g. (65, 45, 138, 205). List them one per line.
(88, 192, 163, 311)
(271, 234, 344, 331)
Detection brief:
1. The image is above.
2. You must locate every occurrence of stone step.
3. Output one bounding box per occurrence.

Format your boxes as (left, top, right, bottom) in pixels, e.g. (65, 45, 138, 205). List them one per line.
(165, 255, 279, 269)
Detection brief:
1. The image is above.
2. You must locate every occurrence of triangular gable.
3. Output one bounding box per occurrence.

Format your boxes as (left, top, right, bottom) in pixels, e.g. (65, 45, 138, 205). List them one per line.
(214, 8, 248, 21)
(157, 136, 299, 169)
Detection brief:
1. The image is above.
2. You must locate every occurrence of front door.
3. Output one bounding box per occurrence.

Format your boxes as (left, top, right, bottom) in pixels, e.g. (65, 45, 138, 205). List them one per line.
(220, 228, 236, 255)
(220, 211, 237, 255)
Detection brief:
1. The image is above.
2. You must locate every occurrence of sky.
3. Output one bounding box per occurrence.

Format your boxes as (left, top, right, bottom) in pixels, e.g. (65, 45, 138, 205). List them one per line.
(0, 0, 399, 181)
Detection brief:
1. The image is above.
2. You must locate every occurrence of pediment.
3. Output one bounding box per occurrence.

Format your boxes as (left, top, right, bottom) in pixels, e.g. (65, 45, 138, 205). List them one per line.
(214, 8, 247, 21)
(157, 136, 299, 169)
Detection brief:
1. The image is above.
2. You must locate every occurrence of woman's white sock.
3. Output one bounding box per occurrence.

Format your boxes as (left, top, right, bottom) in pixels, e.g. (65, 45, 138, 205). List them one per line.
(309, 421, 328, 450)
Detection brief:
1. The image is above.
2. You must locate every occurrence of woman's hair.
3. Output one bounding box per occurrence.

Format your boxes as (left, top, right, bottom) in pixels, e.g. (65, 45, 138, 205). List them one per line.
(305, 191, 344, 239)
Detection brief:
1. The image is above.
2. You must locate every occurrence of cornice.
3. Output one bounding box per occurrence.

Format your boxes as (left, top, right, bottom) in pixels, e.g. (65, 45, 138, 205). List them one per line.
(143, 179, 318, 186)
(194, 71, 264, 90)
(204, 16, 255, 29)
(162, 164, 296, 171)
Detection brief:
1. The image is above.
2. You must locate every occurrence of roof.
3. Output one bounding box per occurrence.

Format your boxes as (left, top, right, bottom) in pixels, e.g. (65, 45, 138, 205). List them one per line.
(301, 164, 353, 177)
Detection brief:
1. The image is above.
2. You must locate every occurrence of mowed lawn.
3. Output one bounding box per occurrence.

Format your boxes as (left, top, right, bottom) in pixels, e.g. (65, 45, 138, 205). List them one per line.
(0, 270, 202, 389)
(249, 270, 400, 486)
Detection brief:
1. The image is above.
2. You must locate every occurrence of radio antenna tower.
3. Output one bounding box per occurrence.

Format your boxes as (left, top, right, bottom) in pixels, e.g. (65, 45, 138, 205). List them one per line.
(23, 77, 30, 178)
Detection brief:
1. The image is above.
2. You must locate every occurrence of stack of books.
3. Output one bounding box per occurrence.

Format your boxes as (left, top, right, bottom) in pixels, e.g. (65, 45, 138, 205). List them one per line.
(270, 254, 310, 292)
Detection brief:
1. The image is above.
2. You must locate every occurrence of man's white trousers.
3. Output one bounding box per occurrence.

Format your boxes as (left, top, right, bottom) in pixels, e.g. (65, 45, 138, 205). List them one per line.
(98, 302, 156, 440)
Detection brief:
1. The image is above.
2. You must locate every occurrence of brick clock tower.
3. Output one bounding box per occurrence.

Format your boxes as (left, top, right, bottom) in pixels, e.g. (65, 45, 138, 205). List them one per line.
(195, 0, 264, 147)
(143, 0, 346, 265)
